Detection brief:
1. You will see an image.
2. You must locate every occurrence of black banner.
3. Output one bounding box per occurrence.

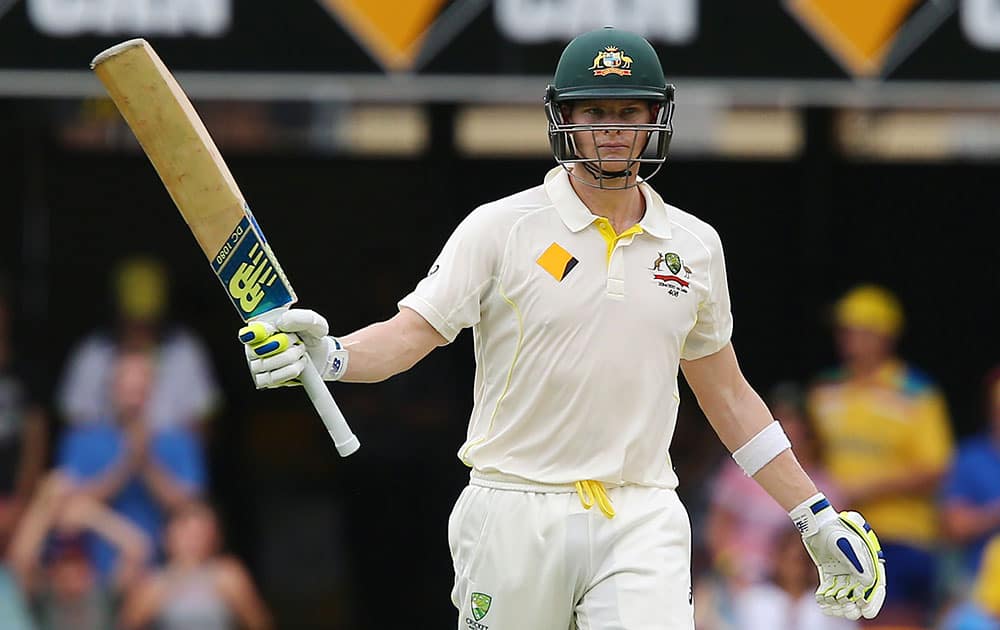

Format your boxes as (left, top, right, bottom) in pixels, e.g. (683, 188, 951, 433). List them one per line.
(2, 0, 1000, 80)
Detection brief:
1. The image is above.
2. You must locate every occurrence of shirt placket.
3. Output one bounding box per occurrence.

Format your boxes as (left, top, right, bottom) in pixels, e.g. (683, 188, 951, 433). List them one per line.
(594, 219, 642, 300)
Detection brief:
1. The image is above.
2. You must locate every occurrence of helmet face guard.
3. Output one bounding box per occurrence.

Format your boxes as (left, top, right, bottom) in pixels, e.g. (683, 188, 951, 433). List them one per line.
(544, 85, 675, 190)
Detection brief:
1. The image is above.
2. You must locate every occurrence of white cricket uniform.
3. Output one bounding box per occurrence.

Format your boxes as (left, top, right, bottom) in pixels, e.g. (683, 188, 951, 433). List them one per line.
(399, 167, 733, 630)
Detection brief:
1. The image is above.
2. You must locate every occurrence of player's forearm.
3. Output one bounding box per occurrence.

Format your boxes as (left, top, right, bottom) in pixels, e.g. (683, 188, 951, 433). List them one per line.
(338, 309, 445, 383)
(709, 386, 818, 510)
(751, 450, 819, 511)
(682, 344, 818, 510)
(339, 322, 425, 382)
(683, 344, 773, 451)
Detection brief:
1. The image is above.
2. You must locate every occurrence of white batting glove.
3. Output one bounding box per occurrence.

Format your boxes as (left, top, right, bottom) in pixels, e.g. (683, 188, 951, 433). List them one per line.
(238, 309, 349, 389)
(790, 494, 886, 621)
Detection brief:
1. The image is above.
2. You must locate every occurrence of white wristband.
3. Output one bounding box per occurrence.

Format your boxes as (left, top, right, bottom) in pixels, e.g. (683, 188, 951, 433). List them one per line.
(731, 420, 791, 477)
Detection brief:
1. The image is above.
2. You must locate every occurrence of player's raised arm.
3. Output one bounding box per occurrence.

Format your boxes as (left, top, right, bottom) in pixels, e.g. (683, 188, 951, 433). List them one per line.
(241, 186, 511, 390)
(682, 343, 886, 621)
(240, 307, 445, 388)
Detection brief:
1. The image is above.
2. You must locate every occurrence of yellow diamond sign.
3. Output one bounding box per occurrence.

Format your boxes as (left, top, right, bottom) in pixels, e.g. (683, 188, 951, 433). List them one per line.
(319, 0, 449, 72)
(786, 0, 944, 77)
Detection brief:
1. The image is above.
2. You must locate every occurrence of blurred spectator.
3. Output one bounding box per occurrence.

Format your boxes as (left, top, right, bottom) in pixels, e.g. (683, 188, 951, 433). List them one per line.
(808, 285, 954, 626)
(0, 278, 48, 549)
(55, 350, 207, 579)
(939, 534, 1000, 630)
(6, 473, 150, 630)
(57, 256, 220, 431)
(941, 368, 1000, 579)
(732, 528, 857, 630)
(696, 383, 843, 630)
(0, 276, 48, 629)
(120, 501, 272, 630)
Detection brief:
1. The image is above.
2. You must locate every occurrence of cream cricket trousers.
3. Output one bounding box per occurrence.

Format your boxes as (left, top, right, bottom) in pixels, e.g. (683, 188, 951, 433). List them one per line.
(449, 472, 694, 630)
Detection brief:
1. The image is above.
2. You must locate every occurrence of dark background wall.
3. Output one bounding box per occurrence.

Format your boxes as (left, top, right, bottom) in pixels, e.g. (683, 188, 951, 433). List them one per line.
(1, 111, 997, 627)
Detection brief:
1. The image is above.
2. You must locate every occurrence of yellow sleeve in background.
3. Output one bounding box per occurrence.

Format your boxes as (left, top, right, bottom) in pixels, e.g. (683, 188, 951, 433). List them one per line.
(908, 390, 954, 473)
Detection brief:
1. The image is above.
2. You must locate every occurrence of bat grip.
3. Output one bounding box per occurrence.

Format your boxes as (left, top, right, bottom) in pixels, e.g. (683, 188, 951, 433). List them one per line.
(300, 362, 360, 457)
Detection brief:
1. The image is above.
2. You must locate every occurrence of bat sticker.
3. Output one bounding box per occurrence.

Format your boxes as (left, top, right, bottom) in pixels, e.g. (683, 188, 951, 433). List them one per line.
(212, 215, 294, 320)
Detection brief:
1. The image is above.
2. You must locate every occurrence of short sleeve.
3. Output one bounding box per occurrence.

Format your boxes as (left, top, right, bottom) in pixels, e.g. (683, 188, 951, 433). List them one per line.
(681, 228, 733, 361)
(398, 206, 506, 343)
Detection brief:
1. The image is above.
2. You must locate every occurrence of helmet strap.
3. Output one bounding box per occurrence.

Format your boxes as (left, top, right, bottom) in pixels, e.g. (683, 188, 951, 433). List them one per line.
(580, 160, 633, 181)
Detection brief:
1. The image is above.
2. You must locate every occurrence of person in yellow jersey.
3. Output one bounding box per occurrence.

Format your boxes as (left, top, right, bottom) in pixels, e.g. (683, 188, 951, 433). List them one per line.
(239, 28, 885, 630)
(809, 284, 954, 627)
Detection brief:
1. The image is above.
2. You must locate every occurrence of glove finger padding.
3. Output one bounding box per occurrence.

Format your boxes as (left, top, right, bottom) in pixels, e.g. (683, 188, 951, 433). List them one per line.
(238, 309, 345, 387)
(255, 357, 309, 388)
(238, 321, 276, 345)
(240, 326, 308, 389)
(246, 332, 298, 359)
(277, 309, 329, 345)
(792, 495, 886, 621)
(247, 343, 305, 372)
(838, 511, 885, 613)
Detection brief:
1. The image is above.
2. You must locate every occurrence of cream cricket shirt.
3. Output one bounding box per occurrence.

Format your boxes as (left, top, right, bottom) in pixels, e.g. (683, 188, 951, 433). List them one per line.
(399, 167, 733, 489)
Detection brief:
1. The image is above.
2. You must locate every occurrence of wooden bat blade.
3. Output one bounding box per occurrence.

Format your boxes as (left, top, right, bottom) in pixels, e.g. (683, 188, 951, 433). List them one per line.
(91, 39, 360, 457)
(91, 39, 295, 322)
(92, 39, 242, 258)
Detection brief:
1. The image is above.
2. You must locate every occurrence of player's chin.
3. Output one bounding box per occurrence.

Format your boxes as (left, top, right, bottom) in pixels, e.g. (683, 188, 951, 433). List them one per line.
(595, 158, 640, 174)
(595, 150, 641, 166)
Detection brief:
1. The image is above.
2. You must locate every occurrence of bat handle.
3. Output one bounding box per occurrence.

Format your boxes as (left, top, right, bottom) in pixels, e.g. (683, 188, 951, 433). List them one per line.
(300, 362, 360, 457)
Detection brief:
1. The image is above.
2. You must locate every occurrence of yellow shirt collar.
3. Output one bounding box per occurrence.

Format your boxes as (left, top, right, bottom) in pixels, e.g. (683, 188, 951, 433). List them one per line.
(543, 166, 672, 239)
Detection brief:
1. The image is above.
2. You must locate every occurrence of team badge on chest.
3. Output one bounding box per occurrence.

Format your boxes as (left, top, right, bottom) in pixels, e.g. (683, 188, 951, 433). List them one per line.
(650, 251, 691, 297)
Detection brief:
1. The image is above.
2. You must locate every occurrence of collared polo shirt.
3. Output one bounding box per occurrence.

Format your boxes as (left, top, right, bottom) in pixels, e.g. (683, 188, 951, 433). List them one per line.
(399, 167, 733, 488)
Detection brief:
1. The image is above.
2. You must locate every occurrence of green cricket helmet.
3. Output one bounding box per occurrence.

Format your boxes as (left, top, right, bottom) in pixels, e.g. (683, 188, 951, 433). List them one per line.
(544, 27, 675, 189)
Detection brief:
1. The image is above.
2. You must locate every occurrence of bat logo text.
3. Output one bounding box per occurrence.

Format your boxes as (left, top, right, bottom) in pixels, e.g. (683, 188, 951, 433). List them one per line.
(228, 241, 278, 313)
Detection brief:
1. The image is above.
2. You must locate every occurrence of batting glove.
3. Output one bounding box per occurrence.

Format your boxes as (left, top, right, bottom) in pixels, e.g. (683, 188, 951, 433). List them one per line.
(790, 493, 886, 621)
(238, 309, 349, 388)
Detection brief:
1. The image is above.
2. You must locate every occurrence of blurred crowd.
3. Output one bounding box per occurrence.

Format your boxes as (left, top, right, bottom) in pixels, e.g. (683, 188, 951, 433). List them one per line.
(0, 255, 996, 630)
(691, 285, 1000, 630)
(0, 258, 271, 630)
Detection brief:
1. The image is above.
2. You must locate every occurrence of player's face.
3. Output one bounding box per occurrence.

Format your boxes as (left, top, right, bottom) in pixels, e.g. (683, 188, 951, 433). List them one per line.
(566, 99, 654, 164)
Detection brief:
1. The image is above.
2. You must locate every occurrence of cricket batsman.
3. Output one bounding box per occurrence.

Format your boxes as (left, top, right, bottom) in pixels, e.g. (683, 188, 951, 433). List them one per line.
(239, 27, 886, 629)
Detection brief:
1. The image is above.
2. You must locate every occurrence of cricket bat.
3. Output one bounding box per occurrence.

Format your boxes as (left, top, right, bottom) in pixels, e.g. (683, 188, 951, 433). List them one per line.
(91, 39, 360, 457)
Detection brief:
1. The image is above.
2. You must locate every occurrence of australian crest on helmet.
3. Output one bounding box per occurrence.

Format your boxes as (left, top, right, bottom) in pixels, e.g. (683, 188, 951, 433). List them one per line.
(590, 46, 634, 76)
